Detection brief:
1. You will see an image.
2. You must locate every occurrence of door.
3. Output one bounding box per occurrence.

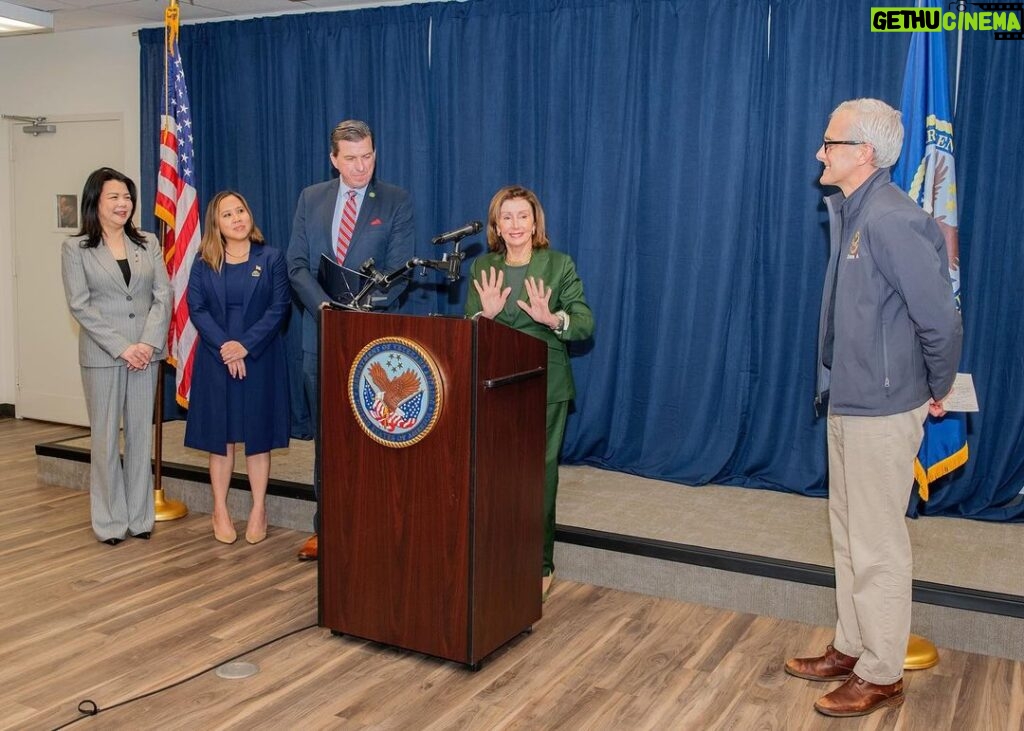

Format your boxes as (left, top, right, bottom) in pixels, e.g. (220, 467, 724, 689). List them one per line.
(12, 115, 124, 425)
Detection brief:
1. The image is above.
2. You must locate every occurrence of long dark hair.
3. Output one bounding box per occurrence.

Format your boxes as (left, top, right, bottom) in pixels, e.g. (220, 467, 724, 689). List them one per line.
(77, 167, 147, 248)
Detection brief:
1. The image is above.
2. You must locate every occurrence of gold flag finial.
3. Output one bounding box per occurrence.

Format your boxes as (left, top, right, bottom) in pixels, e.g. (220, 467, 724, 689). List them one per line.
(165, 0, 180, 45)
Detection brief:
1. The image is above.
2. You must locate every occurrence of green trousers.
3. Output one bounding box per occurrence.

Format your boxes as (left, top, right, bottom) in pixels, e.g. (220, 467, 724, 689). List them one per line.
(544, 400, 569, 575)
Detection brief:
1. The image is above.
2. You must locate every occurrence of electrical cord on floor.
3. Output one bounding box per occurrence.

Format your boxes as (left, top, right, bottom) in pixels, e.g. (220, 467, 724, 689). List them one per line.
(50, 622, 319, 730)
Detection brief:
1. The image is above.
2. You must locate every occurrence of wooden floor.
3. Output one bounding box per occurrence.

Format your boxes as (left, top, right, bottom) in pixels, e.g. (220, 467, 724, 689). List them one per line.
(3, 418, 1023, 730)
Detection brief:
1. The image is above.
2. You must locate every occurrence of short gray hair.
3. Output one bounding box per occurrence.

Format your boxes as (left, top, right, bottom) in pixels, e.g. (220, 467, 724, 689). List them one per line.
(330, 119, 374, 155)
(831, 99, 904, 168)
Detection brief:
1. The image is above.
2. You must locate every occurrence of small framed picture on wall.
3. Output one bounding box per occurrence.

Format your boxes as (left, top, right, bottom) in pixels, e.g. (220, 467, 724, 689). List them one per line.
(56, 194, 78, 231)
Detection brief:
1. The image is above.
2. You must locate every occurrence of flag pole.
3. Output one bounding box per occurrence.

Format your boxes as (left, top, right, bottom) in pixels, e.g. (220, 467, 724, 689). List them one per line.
(154, 360, 187, 521)
(154, 0, 187, 522)
(894, 0, 965, 672)
(901, 0, 937, 674)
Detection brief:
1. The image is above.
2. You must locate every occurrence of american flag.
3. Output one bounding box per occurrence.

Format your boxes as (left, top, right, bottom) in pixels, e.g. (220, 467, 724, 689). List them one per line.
(362, 380, 377, 411)
(398, 391, 423, 422)
(891, 0, 968, 501)
(155, 19, 200, 408)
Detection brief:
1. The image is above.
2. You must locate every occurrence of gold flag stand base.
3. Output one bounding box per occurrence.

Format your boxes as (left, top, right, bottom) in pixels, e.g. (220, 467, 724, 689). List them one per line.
(154, 487, 188, 521)
(152, 360, 188, 522)
(904, 634, 939, 670)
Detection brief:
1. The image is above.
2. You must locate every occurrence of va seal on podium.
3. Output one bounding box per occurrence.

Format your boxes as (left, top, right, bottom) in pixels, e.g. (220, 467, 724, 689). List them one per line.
(348, 337, 443, 447)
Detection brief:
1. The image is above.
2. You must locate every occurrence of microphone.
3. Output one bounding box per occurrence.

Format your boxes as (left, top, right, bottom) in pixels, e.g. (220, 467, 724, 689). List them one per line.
(431, 220, 482, 245)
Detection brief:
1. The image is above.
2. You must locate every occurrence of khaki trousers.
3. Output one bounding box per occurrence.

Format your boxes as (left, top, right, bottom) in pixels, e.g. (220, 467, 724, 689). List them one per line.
(826, 401, 929, 685)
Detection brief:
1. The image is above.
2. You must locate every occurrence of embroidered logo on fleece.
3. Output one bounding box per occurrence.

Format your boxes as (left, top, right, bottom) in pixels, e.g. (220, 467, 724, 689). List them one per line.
(847, 230, 861, 259)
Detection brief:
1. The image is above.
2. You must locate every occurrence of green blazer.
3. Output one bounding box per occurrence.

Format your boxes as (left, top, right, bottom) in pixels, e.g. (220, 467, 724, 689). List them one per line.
(465, 248, 594, 403)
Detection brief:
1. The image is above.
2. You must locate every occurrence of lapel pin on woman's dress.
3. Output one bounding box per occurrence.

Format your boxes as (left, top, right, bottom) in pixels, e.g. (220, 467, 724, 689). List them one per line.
(252, 265, 262, 278)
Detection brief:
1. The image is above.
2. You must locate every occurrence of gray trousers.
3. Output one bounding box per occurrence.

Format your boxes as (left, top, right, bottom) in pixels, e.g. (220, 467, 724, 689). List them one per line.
(827, 401, 929, 685)
(81, 364, 158, 540)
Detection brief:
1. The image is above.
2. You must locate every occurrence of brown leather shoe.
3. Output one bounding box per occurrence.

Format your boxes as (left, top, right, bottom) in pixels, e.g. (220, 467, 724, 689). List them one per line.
(814, 673, 904, 717)
(785, 644, 858, 681)
(297, 534, 318, 561)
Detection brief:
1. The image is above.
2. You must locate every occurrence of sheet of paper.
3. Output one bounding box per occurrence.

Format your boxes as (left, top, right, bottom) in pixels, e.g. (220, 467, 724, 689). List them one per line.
(942, 372, 979, 412)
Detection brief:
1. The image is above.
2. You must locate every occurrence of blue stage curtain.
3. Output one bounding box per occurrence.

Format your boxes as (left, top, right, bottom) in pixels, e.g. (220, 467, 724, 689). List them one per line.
(428, 0, 773, 483)
(139, 6, 435, 434)
(917, 30, 1024, 521)
(743, 0, 909, 495)
(136, 0, 1024, 521)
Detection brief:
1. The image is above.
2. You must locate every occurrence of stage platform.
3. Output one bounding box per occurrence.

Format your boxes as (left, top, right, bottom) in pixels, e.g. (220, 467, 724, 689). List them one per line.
(37, 421, 1024, 662)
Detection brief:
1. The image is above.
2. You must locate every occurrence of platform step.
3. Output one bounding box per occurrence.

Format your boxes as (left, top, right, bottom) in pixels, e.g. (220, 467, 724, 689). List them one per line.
(37, 443, 1024, 662)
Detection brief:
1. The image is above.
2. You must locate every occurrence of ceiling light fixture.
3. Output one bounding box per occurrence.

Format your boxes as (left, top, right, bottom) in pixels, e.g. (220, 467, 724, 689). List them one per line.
(0, 1, 54, 36)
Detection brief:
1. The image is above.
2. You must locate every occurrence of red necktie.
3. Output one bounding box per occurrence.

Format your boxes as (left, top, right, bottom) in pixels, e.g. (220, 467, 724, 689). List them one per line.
(335, 189, 357, 264)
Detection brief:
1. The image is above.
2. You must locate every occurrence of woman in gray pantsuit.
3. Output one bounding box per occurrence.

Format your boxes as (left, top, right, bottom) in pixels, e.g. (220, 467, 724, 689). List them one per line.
(61, 168, 172, 545)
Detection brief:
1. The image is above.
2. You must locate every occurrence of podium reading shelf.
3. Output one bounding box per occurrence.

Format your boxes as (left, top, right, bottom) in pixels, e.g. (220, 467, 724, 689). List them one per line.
(319, 309, 547, 667)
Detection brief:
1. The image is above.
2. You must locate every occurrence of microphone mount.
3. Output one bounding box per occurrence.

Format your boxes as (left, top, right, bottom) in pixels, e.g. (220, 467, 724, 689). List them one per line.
(339, 235, 472, 311)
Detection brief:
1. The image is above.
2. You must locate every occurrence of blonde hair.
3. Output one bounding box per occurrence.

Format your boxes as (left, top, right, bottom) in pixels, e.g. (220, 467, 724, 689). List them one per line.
(199, 190, 265, 272)
(486, 185, 550, 254)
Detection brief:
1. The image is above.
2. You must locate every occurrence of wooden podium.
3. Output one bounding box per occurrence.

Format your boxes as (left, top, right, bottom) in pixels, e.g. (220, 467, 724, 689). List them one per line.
(319, 309, 547, 667)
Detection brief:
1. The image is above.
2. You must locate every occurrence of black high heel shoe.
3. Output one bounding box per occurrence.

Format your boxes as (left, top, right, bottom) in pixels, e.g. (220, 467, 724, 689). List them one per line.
(130, 531, 152, 540)
(102, 538, 123, 546)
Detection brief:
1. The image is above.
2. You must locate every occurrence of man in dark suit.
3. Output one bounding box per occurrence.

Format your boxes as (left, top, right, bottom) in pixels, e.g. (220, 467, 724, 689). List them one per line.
(287, 119, 415, 560)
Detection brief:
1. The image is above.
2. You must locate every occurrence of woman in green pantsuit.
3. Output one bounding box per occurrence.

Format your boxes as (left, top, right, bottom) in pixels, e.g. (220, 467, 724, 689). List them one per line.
(465, 185, 594, 600)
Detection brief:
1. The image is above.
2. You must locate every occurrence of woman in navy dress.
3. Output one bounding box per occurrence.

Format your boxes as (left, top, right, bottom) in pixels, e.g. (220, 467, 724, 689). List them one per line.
(185, 191, 290, 544)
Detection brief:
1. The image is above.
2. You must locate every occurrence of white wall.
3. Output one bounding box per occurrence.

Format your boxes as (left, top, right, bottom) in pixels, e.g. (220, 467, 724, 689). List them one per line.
(0, 26, 142, 407)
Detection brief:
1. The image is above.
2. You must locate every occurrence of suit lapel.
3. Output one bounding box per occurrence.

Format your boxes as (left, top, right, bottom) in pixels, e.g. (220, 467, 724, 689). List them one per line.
(352, 182, 378, 245)
(212, 258, 227, 319)
(93, 241, 130, 294)
(125, 245, 140, 294)
(241, 246, 264, 317)
(126, 242, 152, 294)
(320, 178, 342, 258)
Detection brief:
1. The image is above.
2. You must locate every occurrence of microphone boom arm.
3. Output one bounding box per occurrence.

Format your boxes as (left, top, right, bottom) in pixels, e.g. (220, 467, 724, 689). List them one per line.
(348, 238, 470, 310)
(381, 237, 469, 287)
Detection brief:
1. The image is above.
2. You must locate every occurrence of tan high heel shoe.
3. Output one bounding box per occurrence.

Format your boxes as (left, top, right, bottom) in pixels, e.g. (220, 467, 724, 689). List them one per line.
(245, 509, 267, 544)
(213, 515, 237, 544)
(245, 521, 267, 545)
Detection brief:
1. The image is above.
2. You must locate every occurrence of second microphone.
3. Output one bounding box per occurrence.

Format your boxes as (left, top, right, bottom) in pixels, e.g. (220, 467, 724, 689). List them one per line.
(432, 220, 483, 245)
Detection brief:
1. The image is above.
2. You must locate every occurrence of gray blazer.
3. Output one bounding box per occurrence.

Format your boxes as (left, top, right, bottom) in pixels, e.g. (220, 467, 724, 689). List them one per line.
(61, 232, 173, 367)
